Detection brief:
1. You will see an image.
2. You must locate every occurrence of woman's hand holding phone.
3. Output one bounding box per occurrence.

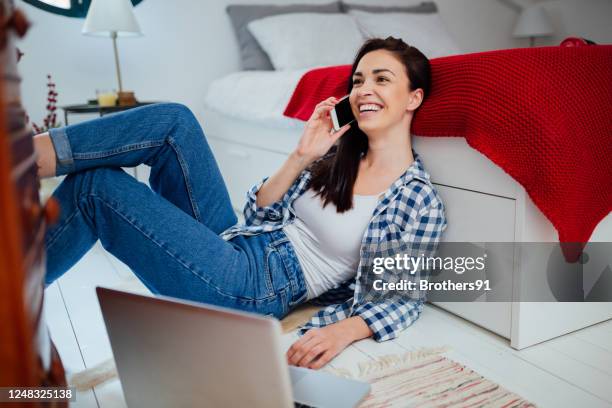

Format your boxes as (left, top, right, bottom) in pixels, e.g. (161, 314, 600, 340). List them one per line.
(292, 97, 351, 169)
(257, 97, 350, 208)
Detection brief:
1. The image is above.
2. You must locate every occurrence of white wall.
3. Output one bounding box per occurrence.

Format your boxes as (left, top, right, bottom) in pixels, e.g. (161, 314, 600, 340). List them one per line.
(15, 0, 610, 126)
(17, 0, 243, 125)
(535, 0, 612, 46)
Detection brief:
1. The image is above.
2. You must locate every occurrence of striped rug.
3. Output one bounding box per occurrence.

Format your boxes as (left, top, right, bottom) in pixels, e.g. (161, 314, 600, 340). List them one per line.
(328, 348, 536, 408)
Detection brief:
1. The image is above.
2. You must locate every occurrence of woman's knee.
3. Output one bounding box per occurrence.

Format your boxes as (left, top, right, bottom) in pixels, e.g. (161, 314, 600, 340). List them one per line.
(153, 103, 209, 150)
(158, 103, 201, 132)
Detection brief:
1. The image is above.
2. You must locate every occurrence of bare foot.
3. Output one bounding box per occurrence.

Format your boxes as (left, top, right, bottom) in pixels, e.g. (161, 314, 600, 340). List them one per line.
(33, 132, 57, 178)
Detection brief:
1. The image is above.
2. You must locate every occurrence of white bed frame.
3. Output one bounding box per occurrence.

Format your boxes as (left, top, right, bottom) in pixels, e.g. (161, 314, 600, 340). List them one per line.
(195, 107, 612, 350)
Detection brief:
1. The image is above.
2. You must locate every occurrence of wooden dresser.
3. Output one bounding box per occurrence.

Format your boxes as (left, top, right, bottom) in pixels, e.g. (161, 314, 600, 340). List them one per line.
(0, 0, 67, 405)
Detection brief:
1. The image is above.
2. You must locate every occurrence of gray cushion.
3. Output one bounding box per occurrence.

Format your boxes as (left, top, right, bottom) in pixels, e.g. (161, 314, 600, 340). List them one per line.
(340, 1, 437, 14)
(227, 2, 342, 71)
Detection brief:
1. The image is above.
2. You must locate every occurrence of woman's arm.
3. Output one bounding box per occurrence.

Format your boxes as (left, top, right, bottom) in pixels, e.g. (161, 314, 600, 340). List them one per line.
(255, 96, 351, 208)
(286, 316, 372, 369)
(255, 152, 311, 207)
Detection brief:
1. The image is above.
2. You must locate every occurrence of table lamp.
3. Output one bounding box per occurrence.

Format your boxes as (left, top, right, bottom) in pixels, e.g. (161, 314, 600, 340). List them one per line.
(82, 0, 142, 105)
(513, 5, 553, 47)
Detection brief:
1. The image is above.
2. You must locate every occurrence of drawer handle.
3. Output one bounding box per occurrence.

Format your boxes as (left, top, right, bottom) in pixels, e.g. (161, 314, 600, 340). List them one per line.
(43, 197, 61, 226)
(0, 8, 29, 49)
(2, 9, 30, 37)
(24, 196, 60, 227)
(227, 148, 250, 159)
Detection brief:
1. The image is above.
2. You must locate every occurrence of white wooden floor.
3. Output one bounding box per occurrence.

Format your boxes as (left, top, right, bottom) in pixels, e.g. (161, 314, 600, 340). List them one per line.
(45, 242, 612, 408)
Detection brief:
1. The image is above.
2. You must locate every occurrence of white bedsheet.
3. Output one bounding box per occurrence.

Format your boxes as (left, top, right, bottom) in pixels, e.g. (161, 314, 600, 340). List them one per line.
(204, 70, 310, 129)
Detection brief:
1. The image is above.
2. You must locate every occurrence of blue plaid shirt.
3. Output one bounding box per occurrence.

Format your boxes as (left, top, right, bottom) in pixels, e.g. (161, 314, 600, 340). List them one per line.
(220, 152, 447, 341)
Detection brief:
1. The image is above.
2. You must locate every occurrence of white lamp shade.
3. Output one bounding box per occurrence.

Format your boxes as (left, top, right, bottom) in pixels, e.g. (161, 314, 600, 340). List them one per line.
(513, 6, 553, 38)
(83, 0, 142, 37)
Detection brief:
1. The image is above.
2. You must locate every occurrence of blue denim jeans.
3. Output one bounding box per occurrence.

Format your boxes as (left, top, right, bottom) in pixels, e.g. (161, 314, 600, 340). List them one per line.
(45, 103, 308, 319)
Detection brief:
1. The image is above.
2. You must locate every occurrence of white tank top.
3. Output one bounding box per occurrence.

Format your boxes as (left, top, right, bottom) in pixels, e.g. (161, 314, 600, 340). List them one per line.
(283, 188, 379, 299)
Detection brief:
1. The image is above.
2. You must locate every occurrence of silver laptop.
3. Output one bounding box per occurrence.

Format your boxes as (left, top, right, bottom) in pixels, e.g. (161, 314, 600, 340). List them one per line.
(96, 287, 370, 408)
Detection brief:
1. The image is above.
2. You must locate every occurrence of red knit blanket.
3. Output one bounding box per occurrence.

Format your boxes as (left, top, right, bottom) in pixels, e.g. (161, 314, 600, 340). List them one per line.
(283, 46, 612, 261)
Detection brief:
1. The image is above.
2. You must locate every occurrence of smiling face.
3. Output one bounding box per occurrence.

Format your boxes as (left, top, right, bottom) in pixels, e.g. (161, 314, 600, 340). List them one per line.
(349, 49, 421, 135)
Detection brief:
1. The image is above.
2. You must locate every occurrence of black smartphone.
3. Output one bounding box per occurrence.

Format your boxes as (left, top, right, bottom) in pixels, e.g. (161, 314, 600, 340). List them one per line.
(331, 95, 355, 131)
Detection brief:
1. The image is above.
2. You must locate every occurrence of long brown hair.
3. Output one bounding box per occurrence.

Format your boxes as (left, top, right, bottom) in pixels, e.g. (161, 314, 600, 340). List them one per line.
(309, 37, 431, 212)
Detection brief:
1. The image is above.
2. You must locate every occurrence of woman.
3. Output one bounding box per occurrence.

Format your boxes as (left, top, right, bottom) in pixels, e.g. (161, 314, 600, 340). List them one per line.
(35, 37, 446, 369)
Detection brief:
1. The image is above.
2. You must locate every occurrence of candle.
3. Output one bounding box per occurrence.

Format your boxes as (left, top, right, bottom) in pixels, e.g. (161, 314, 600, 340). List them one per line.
(97, 92, 117, 107)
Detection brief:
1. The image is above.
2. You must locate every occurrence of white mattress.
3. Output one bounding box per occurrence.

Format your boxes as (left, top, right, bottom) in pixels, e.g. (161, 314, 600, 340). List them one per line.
(200, 107, 303, 155)
(203, 70, 309, 129)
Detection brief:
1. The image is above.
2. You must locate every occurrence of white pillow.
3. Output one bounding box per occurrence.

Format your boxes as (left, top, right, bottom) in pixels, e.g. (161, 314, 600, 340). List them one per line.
(349, 10, 461, 58)
(247, 13, 365, 70)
